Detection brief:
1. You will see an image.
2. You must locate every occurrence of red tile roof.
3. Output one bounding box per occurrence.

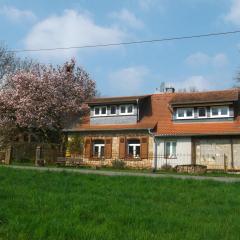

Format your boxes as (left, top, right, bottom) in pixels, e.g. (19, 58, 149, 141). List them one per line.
(170, 89, 239, 105)
(86, 94, 151, 105)
(157, 121, 240, 136)
(66, 89, 240, 136)
(154, 89, 240, 136)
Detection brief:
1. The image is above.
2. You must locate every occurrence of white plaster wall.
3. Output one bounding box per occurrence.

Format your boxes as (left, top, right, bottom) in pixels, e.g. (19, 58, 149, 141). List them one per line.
(233, 139, 240, 168)
(196, 139, 231, 169)
(154, 137, 192, 169)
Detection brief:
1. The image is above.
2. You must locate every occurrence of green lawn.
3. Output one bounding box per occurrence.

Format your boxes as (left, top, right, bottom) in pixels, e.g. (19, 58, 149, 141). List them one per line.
(0, 168, 240, 240)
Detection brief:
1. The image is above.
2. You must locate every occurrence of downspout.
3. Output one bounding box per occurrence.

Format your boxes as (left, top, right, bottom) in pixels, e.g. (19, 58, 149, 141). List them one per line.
(137, 99, 139, 122)
(148, 128, 157, 172)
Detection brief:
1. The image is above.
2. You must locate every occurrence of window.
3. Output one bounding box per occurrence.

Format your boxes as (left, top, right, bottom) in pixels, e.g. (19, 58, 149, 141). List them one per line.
(120, 106, 125, 114)
(176, 108, 194, 119)
(119, 104, 134, 115)
(186, 108, 193, 117)
(93, 140, 105, 158)
(127, 105, 133, 113)
(198, 107, 207, 118)
(165, 141, 177, 158)
(110, 106, 117, 115)
(94, 107, 100, 115)
(94, 106, 107, 116)
(101, 107, 107, 115)
(210, 106, 229, 118)
(177, 109, 184, 118)
(127, 139, 140, 158)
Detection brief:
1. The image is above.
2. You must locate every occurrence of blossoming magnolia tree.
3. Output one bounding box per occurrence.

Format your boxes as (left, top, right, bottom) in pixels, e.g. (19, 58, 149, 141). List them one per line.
(0, 59, 96, 145)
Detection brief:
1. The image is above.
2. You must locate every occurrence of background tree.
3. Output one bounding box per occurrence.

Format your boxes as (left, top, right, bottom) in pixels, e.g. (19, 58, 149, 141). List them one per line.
(178, 86, 199, 92)
(0, 59, 96, 145)
(0, 43, 35, 84)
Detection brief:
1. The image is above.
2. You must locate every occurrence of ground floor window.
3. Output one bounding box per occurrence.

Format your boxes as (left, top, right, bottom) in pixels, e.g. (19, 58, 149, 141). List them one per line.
(128, 139, 140, 158)
(93, 140, 105, 158)
(165, 141, 177, 158)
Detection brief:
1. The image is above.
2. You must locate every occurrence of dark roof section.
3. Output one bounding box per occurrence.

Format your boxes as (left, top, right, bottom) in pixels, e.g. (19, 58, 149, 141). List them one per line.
(170, 89, 239, 106)
(86, 94, 151, 106)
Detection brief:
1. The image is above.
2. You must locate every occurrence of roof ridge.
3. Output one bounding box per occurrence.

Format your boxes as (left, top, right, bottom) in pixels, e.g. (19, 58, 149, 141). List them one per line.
(91, 94, 152, 100)
(173, 88, 238, 95)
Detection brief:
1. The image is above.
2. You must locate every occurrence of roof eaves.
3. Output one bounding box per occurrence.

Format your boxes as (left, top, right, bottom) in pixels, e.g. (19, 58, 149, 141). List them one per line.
(170, 99, 237, 106)
(63, 127, 154, 132)
(86, 94, 151, 105)
(155, 132, 240, 137)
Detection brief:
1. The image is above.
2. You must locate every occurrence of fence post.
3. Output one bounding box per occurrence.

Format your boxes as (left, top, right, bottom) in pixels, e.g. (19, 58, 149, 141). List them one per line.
(5, 145, 12, 165)
(35, 145, 42, 166)
(224, 154, 228, 173)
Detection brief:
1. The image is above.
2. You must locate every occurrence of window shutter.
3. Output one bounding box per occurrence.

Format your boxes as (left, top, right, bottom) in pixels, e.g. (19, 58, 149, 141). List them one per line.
(119, 137, 126, 159)
(105, 138, 112, 159)
(84, 137, 92, 158)
(140, 137, 148, 159)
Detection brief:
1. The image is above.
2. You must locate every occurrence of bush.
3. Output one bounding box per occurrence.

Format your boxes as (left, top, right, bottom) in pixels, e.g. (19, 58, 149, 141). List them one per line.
(161, 163, 173, 171)
(111, 159, 126, 169)
(67, 135, 84, 155)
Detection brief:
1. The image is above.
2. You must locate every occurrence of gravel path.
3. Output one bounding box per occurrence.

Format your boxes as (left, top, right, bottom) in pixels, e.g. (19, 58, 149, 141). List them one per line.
(1, 165, 240, 183)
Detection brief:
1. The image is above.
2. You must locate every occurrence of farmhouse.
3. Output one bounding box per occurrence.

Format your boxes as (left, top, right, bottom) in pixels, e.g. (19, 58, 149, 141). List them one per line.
(64, 95, 156, 168)
(64, 88, 240, 170)
(155, 88, 240, 170)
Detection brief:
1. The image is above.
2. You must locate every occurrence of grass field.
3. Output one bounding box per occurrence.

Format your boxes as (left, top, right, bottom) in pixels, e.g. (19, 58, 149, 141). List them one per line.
(0, 168, 240, 240)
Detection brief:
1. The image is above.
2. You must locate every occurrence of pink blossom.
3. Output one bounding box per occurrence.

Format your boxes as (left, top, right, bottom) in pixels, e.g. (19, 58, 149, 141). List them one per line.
(0, 59, 96, 142)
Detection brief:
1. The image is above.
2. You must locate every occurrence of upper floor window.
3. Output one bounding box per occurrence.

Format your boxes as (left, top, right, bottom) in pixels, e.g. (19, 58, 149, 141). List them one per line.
(198, 107, 207, 118)
(119, 104, 134, 115)
(210, 106, 229, 118)
(94, 106, 107, 116)
(110, 106, 117, 115)
(176, 108, 194, 119)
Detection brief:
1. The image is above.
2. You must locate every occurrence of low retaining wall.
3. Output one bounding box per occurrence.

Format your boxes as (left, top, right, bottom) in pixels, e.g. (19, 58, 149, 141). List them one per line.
(175, 164, 207, 174)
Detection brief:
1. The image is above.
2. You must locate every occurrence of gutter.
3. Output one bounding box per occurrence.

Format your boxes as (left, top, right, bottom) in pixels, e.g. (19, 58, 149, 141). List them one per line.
(137, 99, 139, 122)
(155, 132, 240, 137)
(170, 99, 237, 106)
(63, 126, 154, 132)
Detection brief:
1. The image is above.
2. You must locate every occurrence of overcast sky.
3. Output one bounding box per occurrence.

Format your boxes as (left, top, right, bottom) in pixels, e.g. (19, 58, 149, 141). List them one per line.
(0, 0, 240, 96)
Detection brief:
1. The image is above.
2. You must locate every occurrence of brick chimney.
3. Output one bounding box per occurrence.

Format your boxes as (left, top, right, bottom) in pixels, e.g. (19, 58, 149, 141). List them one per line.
(165, 87, 175, 93)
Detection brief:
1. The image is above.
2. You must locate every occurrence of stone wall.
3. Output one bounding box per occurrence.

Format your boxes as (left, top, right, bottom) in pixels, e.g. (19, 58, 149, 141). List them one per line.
(68, 131, 154, 169)
(175, 164, 207, 174)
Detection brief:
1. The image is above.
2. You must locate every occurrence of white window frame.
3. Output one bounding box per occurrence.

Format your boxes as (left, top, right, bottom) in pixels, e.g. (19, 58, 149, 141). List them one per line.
(109, 105, 117, 115)
(197, 107, 207, 118)
(210, 106, 230, 118)
(93, 143, 105, 158)
(128, 143, 141, 158)
(119, 104, 134, 115)
(93, 106, 107, 116)
(176, 108, 194, 119)
(165, 141, 177, 158)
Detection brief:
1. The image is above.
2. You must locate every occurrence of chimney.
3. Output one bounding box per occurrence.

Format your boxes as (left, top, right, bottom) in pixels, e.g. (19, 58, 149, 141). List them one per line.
(165, 87, 175, 93)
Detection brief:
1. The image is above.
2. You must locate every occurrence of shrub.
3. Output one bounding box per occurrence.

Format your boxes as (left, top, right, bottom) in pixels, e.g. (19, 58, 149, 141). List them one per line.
(67, 135, 84, 155)
(161, 163, 173, 171)
(111, 159, 126, 169)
